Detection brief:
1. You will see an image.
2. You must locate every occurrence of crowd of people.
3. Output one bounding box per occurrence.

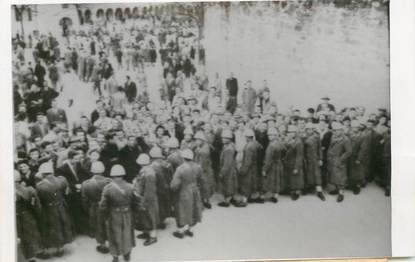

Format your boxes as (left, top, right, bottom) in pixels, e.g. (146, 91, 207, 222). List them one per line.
(12, 7, 391, 262)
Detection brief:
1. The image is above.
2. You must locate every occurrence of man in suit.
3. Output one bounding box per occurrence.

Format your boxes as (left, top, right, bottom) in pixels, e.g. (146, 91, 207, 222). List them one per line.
(242, 80, 257, 116)
(46, 99, 68, 126)
(225, 72, 238, 114)
(30, 112, 50, 139)
(124, 75, 137, 103)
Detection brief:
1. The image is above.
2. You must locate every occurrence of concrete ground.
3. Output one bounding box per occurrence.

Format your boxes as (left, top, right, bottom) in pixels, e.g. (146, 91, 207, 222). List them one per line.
(39, 184, 391, 262)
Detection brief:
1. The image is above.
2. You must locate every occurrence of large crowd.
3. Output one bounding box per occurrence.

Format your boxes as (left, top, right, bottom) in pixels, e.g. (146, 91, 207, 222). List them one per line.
(12, 7, 390, 262)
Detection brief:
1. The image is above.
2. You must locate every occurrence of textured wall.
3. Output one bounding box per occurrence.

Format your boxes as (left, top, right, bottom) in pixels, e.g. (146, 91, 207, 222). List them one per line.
(203, 2, 390, 113)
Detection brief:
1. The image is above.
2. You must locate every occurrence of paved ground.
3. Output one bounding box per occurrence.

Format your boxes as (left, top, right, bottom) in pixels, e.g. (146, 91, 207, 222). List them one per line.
(39, 184, 390, 262)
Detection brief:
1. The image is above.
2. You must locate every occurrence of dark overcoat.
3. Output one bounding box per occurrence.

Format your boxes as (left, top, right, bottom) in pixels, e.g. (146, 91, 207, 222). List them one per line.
(327, 135, 352, 187)
(219, 143, 238, 197)
(264, 139, 285, 194)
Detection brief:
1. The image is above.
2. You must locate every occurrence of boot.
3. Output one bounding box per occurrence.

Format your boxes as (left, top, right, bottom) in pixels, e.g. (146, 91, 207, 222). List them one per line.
(157, 223, 166, 230)
(96, 245, 109, 254)
(112, 256, 119, 262)
(123, 252, 131, 261)
(184, 230, 194, 237)
(270, 197, 278, 203)
(234, 201, 247, 207)
(247, 198, 256, 203)
(218, 201, 230, 207)
(173, 231, 184, 239)
(337, 194, 344, 203)
(255, 198, 265, 204)
(353, 186, 361, 195)
(317, 192, 326, 201)
(203, 202, 212, 209)
(143, 237, 157, 246)
(137, 232, 149, 239)
(329, 189, 339, 195)
(290, 192, 299, 201)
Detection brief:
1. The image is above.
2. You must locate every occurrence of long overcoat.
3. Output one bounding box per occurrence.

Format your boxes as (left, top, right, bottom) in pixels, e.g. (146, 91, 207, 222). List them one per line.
(219, 143, 238, 197)
(304, 134, 322, 186)
(36, 174, 73, 248)
(327, 135, 352, 187)
(284, 138, 304, 191)
(151, 159, 172, 222)
(239, 140, 262, 197)
(348, 133, 368, 184)
(15, 184, 43, 259)
(170, 162, 203, 227)
(99, 179, 137, 256)
(194, 143, 215, 199)
(167, 150, 184, 172)
(81, 175, 111, 244)
(264, 139, 285, 194)
(133, 166, 159, 231)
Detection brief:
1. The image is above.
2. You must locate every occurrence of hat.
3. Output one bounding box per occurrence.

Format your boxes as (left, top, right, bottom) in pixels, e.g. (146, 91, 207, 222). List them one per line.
(14, 170, 21, 182)
(110, 164, 126, 177)
(287, 125, 298, 133)
(267, 127, 278, 136)
(166, 137, 179, 148)
(321, 96, 330, 101)
(181, 149, 194, 160)
(90, 161, 105, 173)
(305, 123, 314, 130)
(183, 127, 194, 135)
(243, 129, 255, 137)
(221, 129, 233, 139)
(194, 131, 207, 142)
(136, 154, 150, 165)
(149, 147, 163, 158)
(332, 122, 344, 130)
(263, 115, 275, 123)
(38, 162, 54, 174)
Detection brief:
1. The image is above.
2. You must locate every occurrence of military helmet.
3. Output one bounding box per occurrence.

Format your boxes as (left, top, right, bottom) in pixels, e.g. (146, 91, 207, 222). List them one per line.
(267, 127, 278, 136)
(149, 147, 163, 158)
(90, 161, 105, 174)
(136, 153, 150, 166)
(181, 149, 194, 160)
(194, 131, 207, 142)
(221, 129, 233, 139)
(110, 164, 126, 177)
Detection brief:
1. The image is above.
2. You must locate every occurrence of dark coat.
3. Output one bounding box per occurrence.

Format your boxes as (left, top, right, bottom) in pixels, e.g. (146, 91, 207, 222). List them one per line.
(81, 175, 111, 244)
(219, 143, 238, 197)
(304, 134, 322, 186)
(35, 175, 73, 248)
(349, 133, 368, 184)
(284, 138, 304, 191)
(124, 81, 137, 102)
(152, 159, 173, 222)
(170, 162, 203, 227)
(167, 150, 184, 172)
(239, 140, 262, 197)
(264, 139, 285, 194)
(327, 135, 352, 187)
(15, 184, 43, 259)
(194, 143, 215, 199)
(46, 108, 67, 125)
(99, 179, 137, 256)
(119, 145, 142, 182)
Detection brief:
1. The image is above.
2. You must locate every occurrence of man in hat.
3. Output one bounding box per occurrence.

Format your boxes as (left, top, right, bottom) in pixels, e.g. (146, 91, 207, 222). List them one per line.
(327, 122, 352, 202)
(225, 72, 238, 114)
(81, 161, 111, 254)
(262, 127, 285, 203)
(239, 128, 263, 205)
(134, 154, 159, 246)
(170, 149, 204, 238)
(35, 162, 73, 257)
(218, 129, 239, 207)
(119, 135, 143, 183)
(303, 123, 325, 201)
(348, 120, 369, 194)
(194, 131, 215, 209)
(99, 164, 137, 261)
(316, 96, 336, 113)
(284, 125, 304, 200)
(149, 146, 172, 229)
(180, 126, 196, 151)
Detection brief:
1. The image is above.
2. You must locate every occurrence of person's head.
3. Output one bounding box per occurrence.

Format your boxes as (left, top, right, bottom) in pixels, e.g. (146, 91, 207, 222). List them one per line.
(68, 150, 81, 164)
(51, 99, 58, 108)
(366, 119, 375, 130)
(379, 116, 387, 125)
(29, 148, 40, 160)
(96, 99, 104, 109)
(287, 125, 298, 140)
(305, 123, 314, 136)
(332, 122, 344, 138)
(105, 133, 116, 144)
(155, 125, 165, 137)
(321, 96, 330, 105)
(127, 135, 137, 147)
(98, 109, 107, 118)
(307, 108, 315, 118)
(115, 130, 125, 140)
(342, 117, 351, 127)
(17, 161, 30, 174)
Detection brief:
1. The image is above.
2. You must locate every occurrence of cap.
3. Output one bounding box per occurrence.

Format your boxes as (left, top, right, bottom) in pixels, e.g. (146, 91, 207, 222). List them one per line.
(194, 131, 207, 142)
(243, 129, 255, 137)
(110, 164, 126, 177)
(38, 162, 54, 174)
(14, 170, 21, 182)
(221, 129, 233, 139)
(90, 161, 105, 173)
(149, 147, 163, 158)
(267, 127, 278, 136)
(321, 96, 330, 101)
(136, 153, 150, 165)
(181, 149, 194, 160)
(166, 137, 179, 148)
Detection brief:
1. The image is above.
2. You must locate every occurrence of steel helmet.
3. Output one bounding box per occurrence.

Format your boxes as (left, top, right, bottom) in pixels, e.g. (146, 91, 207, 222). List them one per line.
(110, 164, 126, 177)
(149, 147, 163, 158)
(194, 131, 207, 142)
(14, 170, 21, 182)
(221, 129, 233, 139)
(287, 125, 298, 133)
(136, 153, 150, 165)
(181, 149, 194, 160)
(267, 127, 278, 136)
(331, 122, 344, 130)
(166, 137, 179, 148)
(243, 129, 255, 137)
(183, 127, 194, 135)
(38, 162, 54, 175)
(90, 161, 105, 174)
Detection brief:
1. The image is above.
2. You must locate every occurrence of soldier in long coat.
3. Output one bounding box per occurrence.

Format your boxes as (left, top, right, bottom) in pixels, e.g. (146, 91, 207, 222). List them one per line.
(348, 121, 369, 194)
(15, 170, 45, 261)
(303, 123, 325, 201)
(149, 147, 172, 228)
(81, 161, 111, 254)
(261, 128, 285, 203)
(35, 163, 73, 257)
(194, 131, 215, 209)
(284, 125, 304, 200)
(218, 129, 239, 207)
(134, 154, 159, 246)
(99, 165, 137, 262)
(327, 122, 352, 202)
(170, 149, 204, 239)
(166, 137, 184, 172)
(239, 129, 263, 204)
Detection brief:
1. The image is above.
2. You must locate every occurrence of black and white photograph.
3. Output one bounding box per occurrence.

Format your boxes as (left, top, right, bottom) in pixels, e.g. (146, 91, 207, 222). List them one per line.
(10, 1, 392, 261)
